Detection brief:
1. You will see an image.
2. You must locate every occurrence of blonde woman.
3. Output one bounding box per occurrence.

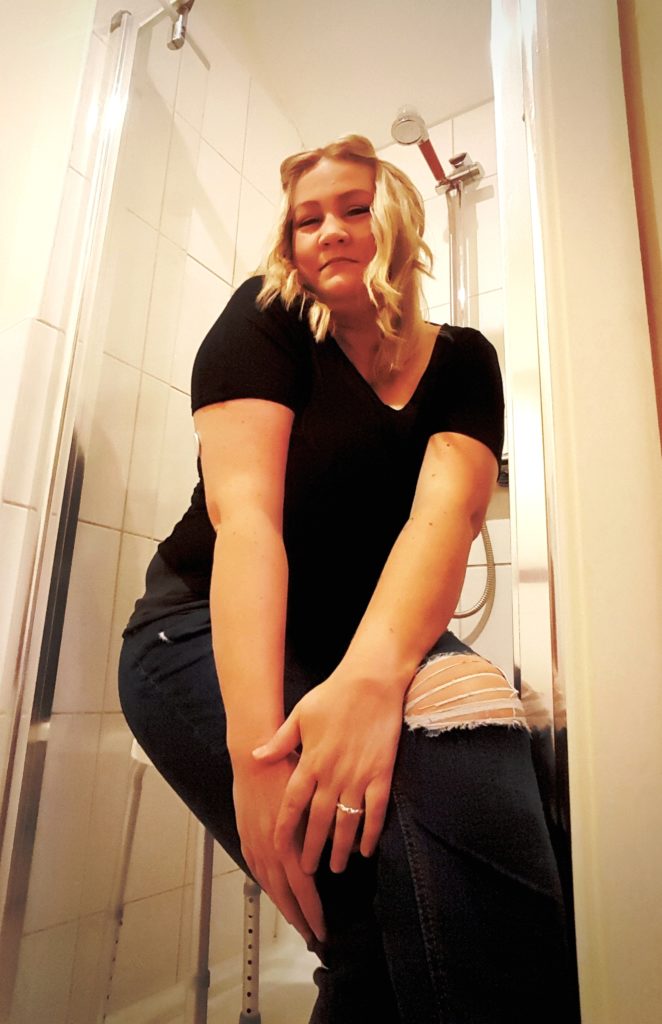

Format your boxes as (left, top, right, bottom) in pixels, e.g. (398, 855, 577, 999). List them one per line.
(120, 136, 578, 1022)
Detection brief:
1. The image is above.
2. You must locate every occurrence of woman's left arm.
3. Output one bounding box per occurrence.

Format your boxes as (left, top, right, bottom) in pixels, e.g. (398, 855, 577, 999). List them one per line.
(254, 430, 497, 874)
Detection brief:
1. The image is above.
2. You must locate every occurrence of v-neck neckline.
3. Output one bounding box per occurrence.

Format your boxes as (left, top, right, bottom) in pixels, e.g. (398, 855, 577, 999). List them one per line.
(330, 324, 446, 414)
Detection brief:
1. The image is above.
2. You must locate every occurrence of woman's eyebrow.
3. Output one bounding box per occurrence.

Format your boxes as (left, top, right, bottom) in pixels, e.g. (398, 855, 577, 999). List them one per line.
(293, 189, 373, 212)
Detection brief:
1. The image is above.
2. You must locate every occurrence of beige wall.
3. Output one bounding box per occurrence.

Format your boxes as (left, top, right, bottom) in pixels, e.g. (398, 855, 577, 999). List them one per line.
(524, 2, 662, 1022)
(618, 0, 662, 441)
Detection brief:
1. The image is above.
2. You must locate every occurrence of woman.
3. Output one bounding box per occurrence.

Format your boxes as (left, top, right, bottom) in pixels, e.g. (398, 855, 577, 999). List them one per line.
(120, 135, 578, 1023)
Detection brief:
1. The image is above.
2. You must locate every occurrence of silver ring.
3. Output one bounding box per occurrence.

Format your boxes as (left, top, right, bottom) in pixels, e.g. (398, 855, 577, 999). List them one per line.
(336, 801, 365, 816)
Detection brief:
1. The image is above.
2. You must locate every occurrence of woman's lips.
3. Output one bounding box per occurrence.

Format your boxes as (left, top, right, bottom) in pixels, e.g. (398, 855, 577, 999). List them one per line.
(320, 257, 358, 270)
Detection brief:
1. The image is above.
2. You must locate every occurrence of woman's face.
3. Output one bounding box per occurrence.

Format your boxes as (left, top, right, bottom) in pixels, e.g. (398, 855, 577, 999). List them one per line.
(290, 157, 377, 313)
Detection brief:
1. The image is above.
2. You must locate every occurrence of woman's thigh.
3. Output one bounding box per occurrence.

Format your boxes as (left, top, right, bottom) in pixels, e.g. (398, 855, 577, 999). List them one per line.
(375, 633, 578, 1023)
(118, 613, 249, 869)
(118, 614, 324, 870)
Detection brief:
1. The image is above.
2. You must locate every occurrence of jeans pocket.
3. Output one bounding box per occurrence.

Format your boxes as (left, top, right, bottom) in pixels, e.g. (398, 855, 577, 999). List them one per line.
(154, 610, 212, 644)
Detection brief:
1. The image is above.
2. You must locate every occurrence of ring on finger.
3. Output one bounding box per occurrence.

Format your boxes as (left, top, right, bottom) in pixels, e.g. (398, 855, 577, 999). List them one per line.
(336, 800, 365, 816)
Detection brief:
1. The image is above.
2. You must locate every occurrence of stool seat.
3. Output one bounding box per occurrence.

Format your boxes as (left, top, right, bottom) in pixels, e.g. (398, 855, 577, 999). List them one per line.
(129, 737, 152, 766)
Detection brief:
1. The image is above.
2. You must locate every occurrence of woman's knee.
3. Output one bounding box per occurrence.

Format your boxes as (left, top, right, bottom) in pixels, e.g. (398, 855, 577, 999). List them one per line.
(403, 652, 528, 733)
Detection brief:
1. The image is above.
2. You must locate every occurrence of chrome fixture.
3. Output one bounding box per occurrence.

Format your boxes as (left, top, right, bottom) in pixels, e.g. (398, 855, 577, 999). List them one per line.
(166, 0, 195, 50)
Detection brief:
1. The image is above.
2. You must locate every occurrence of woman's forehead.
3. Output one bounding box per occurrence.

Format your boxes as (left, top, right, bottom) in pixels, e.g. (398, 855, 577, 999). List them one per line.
(292, 158, 374, 206)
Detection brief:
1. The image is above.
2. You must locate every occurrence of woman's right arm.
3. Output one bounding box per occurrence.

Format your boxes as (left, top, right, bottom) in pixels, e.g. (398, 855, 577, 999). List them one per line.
(194, 398, 324, 943)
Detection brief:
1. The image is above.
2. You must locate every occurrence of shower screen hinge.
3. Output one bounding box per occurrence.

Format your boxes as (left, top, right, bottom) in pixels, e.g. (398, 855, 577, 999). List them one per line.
(110, 10, 130, 32)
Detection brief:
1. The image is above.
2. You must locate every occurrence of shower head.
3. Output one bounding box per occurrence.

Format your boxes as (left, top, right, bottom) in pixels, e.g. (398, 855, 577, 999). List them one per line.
(165, 0, 195, 51)
(391, 106, 450, 187)
(391, 106, 429, 146)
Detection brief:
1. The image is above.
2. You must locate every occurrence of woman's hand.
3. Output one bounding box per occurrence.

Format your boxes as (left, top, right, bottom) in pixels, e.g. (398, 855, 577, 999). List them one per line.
(252, 674, 404, 875)
(232, 753, 326, 944)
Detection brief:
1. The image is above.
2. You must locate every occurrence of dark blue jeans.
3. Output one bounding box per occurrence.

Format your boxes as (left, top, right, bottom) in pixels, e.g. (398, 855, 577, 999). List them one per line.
(119, 611, 579, 1023)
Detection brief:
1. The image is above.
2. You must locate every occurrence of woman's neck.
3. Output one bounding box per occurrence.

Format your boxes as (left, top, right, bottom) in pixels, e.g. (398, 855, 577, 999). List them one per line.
(333, 311, 431, 390)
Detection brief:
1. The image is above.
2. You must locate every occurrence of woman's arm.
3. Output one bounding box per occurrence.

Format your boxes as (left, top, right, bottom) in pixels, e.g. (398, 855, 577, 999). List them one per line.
(342, 430, 496, 692)
(195, 398, 325, 942)
(255, 430, 497, 874)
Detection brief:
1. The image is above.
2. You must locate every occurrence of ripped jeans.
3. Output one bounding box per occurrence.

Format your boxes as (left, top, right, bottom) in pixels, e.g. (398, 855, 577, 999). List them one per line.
(119, 613, 579, 1024)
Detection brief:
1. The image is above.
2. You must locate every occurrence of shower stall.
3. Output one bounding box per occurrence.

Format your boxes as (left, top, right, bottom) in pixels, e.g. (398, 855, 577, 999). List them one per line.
(0, 1, 584, 1020)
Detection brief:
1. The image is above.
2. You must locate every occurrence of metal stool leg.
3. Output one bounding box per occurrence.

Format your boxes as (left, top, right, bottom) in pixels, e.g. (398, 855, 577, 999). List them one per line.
(185, 823, 214, 1024)
(99, 740, 213, 1024)
(239, 876, 261, 1023)
(97, 739, 150, 1022)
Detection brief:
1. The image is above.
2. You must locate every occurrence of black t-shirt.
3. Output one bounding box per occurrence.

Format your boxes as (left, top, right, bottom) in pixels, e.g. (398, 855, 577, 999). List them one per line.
(127, 276, 504, 676)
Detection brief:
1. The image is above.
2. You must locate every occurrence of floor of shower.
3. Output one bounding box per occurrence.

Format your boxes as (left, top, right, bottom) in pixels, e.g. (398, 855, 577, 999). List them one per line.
(105, 917, 318, 1024)
(208, 922, 318, 1024)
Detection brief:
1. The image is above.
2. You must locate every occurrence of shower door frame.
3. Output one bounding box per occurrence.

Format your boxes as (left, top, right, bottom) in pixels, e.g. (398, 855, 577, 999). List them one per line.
(0, 10, 142, 1016)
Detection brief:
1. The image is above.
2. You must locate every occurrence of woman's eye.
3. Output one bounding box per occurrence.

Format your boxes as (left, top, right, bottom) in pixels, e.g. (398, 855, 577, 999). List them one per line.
(347, 206, 371, 217)
(296, 217, 319, 228)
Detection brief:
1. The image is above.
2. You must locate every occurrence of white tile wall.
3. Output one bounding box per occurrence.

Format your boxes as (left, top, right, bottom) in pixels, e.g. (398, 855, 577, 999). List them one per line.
(101, 207, 158, 367)
(209, 869, 245, 964)
(114, 22, 180, 231)
(468, 517, 511, 565)
(107, 888, 184, 1014)
(458, 564, 514, 683)
(125, 765, 189, 902)
(142, 234, 187, 383)
(469, 288, 505, 369)
(470, 176, 502, 297)
(11, 920, 78, 1024)
(23, 713, 101, 933)
(68, 911, 106, 1024)
(160, 113, 201, 250)
(243, 80, 302, 205)
(175, 40, 209, 132)
(152, 386, 200, 541)
(453, 101, 497, 178)
(422, 194, 451, 310)
(428, 302, 451, 328)
(201, 40, 250, 172)
(78, 353, 141, 530)
(53, 522, 121, 713)
(234, 179, 277, 286)
(104, 532, 157, 712)
(188, 141, 241, 283)
(123, 373, 170, 537)
(80, 712, 133, 916)
(133, 12, 181, 110)
(169, 256, 231, 393)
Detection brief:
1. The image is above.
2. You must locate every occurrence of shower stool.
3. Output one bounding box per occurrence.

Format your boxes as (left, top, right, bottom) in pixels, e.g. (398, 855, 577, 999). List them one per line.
(99, 738, 262, 1023)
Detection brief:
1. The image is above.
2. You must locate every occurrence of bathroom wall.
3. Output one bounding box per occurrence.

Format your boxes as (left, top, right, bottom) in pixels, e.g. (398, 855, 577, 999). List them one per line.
(6, 7, 304, 1021)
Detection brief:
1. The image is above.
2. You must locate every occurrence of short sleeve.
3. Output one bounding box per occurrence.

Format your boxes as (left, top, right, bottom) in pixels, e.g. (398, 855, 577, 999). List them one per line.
(191, 277, 311, 415)
(434, 326, 505, 463)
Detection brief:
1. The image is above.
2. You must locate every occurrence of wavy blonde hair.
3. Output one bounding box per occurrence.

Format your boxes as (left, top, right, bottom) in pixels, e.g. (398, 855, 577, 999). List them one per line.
(257, 135, 433, 379)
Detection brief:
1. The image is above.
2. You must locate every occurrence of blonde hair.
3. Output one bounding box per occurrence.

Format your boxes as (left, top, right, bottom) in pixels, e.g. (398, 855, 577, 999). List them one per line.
(257, 135, 432, 379)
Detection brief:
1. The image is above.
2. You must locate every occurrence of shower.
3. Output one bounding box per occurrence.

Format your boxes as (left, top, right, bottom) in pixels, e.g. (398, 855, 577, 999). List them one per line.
(391, 106, 495, 635)
(390, 105, 482, 327)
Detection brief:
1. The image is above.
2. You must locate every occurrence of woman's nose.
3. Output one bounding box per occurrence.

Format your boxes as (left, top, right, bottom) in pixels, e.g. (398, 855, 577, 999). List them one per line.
(319, 213, 348, 244)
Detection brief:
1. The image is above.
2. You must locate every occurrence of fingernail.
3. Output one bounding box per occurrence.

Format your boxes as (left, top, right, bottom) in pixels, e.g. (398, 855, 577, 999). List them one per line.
(314, 926, 327, 943)
(252, 745, 266, 757)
